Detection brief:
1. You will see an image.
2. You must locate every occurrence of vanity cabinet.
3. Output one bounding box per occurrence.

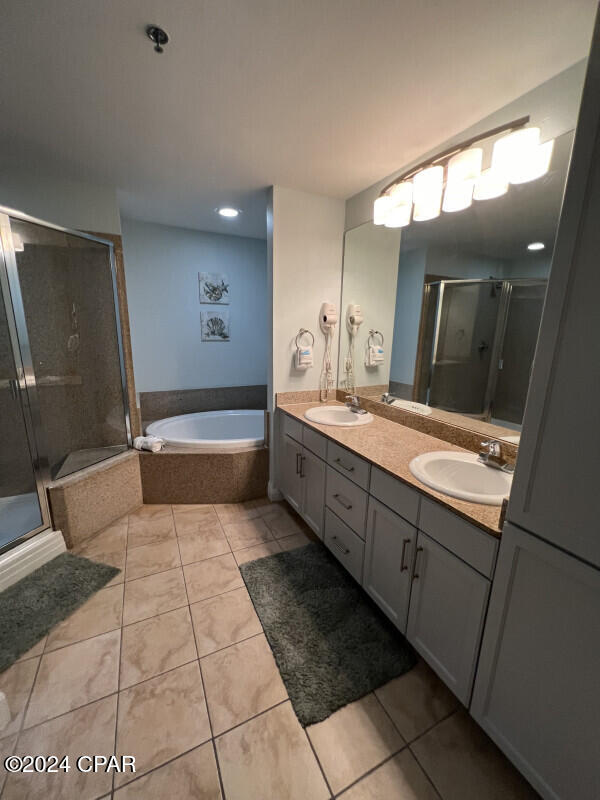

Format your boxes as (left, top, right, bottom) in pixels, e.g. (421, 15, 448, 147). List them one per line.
(406, 531, 490, 705)
(363, 498, 417, 632)
(280, 428, 326, 538)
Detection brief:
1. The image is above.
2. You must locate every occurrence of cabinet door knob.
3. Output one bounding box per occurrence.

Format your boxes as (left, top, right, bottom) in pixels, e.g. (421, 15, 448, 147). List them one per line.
(400, 538, 411, 572)
(413, 546, 424, 580)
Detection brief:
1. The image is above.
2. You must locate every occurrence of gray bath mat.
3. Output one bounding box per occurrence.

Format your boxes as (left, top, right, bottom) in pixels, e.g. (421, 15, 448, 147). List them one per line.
(240, 542, 417, 726)
(0, 552, 119, 672)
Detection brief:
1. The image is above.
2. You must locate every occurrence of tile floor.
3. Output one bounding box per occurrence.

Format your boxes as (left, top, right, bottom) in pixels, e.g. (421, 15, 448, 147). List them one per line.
(0, 499, 539, 799)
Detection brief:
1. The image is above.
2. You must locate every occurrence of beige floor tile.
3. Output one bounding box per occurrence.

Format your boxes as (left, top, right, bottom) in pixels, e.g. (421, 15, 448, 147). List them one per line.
(123, 567, 188, 625)
(277, 531, 315, 551)
(45, 584, 124, 652)
(128, 504, 172, 525)
(173, 504, 220, 534)
(201, 633, 287, 735)
(16, 635, 47, 662)
(216, 701, 329, 800)
(184, 554, 243, 603)
(177, 524, 231, 564)
(5, 695, 117, 800)
(190, 587, 263, 657)
(25, 630, 120, 728)
(375, 660, 459, 742)
(120, 606, 197, 689)
(115, 661, 211, 786)
(214, 499, 272, 524)
(222, 518, 274, 550)
(126, 516, 176, 550)
(307, 693, 405, 794)
(0, 735, 16, 793)
(113, 741, 222, 799)
(125, 538, 181, 581)
(340, 749, 439, 800)
(262, 503, 308, 538)
(410, 710, 540, 800)
(77, 518, 128, 557)
(0, 657, 39, 738)
(233, 540, 281, 565)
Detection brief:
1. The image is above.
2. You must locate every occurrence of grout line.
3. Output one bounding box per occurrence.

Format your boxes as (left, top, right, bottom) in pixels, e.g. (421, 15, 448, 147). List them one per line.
(111, 739, 213, 793)
(198, 631, 264, 662)
(371, 689, 410, 743)
(212, 698, 290, 740)
(304, 727, 334, 798)
(406, 707, 460, 748)
(408, 744, 445, 800)
(331, 746, 408, 799)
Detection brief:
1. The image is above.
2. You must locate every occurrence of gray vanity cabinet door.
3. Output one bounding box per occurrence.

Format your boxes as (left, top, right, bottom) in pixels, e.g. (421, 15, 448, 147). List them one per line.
(363, 498, 416, 633)
(281, 434, 302, 513)
(301, 447, 326, 539)
(406, 532, 489, 705)
(471, 523, 600, 800)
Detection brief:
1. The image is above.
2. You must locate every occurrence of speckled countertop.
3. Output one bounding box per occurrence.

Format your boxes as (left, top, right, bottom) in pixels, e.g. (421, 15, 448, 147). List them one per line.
(279, 402, 503, 537)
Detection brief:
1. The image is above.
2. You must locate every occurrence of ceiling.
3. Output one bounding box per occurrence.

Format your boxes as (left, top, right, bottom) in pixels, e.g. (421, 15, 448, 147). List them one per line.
(0, 0, 596, 239)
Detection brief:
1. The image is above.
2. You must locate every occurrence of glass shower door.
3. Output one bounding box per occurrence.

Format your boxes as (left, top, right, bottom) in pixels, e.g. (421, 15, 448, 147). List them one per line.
(0, 257, 46, 549)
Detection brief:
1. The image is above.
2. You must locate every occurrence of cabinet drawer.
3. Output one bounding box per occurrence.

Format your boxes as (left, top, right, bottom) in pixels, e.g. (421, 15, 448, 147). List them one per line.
(419, 498, 498, 578)
(282, 413, 304, 443)
(303, 426, 327, 460)
(327, 441, 370, 489)
(369, 466, 420, 525)
(326, 466, 368, 538)
(324, 508, 365, 583)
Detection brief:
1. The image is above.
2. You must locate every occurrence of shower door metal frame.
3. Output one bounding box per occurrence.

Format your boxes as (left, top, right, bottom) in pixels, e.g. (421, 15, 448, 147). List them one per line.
(0, 206, 133, 553)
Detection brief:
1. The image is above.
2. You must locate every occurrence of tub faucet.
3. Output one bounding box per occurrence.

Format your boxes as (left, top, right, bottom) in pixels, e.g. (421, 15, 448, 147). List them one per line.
(478, 440, 514, 473)
(345, 395, 368, 415)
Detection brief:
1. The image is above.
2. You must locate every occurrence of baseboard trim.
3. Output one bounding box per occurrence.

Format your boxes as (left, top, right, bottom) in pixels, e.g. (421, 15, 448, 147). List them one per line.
(0, 530, 66, 592)
(268, 481, 283, 502)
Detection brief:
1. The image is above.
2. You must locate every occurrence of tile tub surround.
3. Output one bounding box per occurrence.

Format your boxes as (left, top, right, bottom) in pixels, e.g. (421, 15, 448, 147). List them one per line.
(334, 390, 518, 465)
(47, 449, 143, 549)
(140, 384, 267, 428)
(139, 447, 269, 505)
(279, 402, 504, 534)
(1, 499, 537, 800)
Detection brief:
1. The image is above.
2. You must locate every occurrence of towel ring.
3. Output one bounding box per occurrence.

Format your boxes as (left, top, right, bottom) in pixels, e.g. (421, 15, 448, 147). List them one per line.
(295, 328, 315, 348)
(368, 329, 384, 346)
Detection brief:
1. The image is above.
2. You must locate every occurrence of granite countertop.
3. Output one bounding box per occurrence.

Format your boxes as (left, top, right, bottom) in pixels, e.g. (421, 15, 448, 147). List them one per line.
(278, 401, 503, 537)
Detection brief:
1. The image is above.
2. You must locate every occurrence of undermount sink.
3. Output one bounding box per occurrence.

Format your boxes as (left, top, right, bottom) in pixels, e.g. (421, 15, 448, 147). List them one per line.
(304, 406, 373, 427)
(409, 451, 512, 506)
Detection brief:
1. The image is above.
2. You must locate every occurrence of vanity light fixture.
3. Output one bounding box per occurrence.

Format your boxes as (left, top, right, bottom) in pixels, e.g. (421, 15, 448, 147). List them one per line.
(374, 115, 555, 227)
(527, 242, 545, 251)
(217, 207, 240, 218)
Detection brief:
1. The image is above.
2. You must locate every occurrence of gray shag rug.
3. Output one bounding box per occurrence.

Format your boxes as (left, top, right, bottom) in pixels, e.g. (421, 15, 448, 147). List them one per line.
(240, 542, 417, 726)
(0, 552, 119, 672)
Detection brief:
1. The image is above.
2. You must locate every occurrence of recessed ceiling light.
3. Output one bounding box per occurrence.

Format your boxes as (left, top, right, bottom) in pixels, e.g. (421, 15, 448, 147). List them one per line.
(217, 207, 240, 218)
(527, 242, 545, 251)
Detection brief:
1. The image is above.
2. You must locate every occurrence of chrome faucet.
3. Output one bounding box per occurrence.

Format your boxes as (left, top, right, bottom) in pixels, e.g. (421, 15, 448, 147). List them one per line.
(381, 392, 395, 405)
(345, 395, 368, 415)
(478, 440, 514, 473)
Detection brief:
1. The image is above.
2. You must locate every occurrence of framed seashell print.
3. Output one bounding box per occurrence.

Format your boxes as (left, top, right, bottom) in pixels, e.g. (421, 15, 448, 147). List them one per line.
(199, 272, 230, 304)
(201, 310, 230, 341)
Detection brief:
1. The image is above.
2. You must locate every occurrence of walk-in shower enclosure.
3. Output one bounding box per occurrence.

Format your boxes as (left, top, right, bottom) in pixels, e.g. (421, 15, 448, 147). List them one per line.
(0, 208, 131, 552)
(414, 278, 547, 424)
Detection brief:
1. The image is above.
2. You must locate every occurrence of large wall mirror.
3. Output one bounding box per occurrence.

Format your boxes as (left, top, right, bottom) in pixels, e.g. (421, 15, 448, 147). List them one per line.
(338, 65, 583, 445)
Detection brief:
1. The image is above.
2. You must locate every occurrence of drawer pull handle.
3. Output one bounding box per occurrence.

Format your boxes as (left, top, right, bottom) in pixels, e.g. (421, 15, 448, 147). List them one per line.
(331, 536, 350, 556)
(300, 455, 306, 478)
(400, 538, 411, 571)
(413, 546, 423, 580)
(333, 493, 353, 510)
(334, 458, 355, 473)
(296, 452, 302, 474)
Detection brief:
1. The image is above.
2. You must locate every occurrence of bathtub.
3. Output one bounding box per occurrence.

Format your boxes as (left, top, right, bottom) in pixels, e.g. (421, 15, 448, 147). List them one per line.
(146, 409, 265, 450)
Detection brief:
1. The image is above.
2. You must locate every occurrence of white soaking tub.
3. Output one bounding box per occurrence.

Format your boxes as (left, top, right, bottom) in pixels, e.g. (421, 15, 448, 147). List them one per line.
(146, 409, 265, 450)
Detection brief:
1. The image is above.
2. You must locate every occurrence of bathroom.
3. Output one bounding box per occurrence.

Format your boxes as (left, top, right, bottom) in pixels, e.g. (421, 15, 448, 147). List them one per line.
(0, 2, 598, 798)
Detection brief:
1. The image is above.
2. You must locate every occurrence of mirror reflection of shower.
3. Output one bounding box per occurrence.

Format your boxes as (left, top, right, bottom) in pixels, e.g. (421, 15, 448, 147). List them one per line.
(414, 278, 547, 427)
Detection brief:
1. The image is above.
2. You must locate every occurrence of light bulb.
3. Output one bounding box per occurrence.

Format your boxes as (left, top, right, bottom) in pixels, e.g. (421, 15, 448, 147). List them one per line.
(217, 207, 240, 218)
(527, 242, 545, 251)
(413, 165, 444, 221)
(509, 139, 554, 184)
(473, 168, 508, 201)
(447, 148, 482, 183)
(492, 127, 540, 183)
(443, 180, 475, 212)
(373, 194, 392, 225)
(385, 181, 413, 227)
(385, 204, 411, 227)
